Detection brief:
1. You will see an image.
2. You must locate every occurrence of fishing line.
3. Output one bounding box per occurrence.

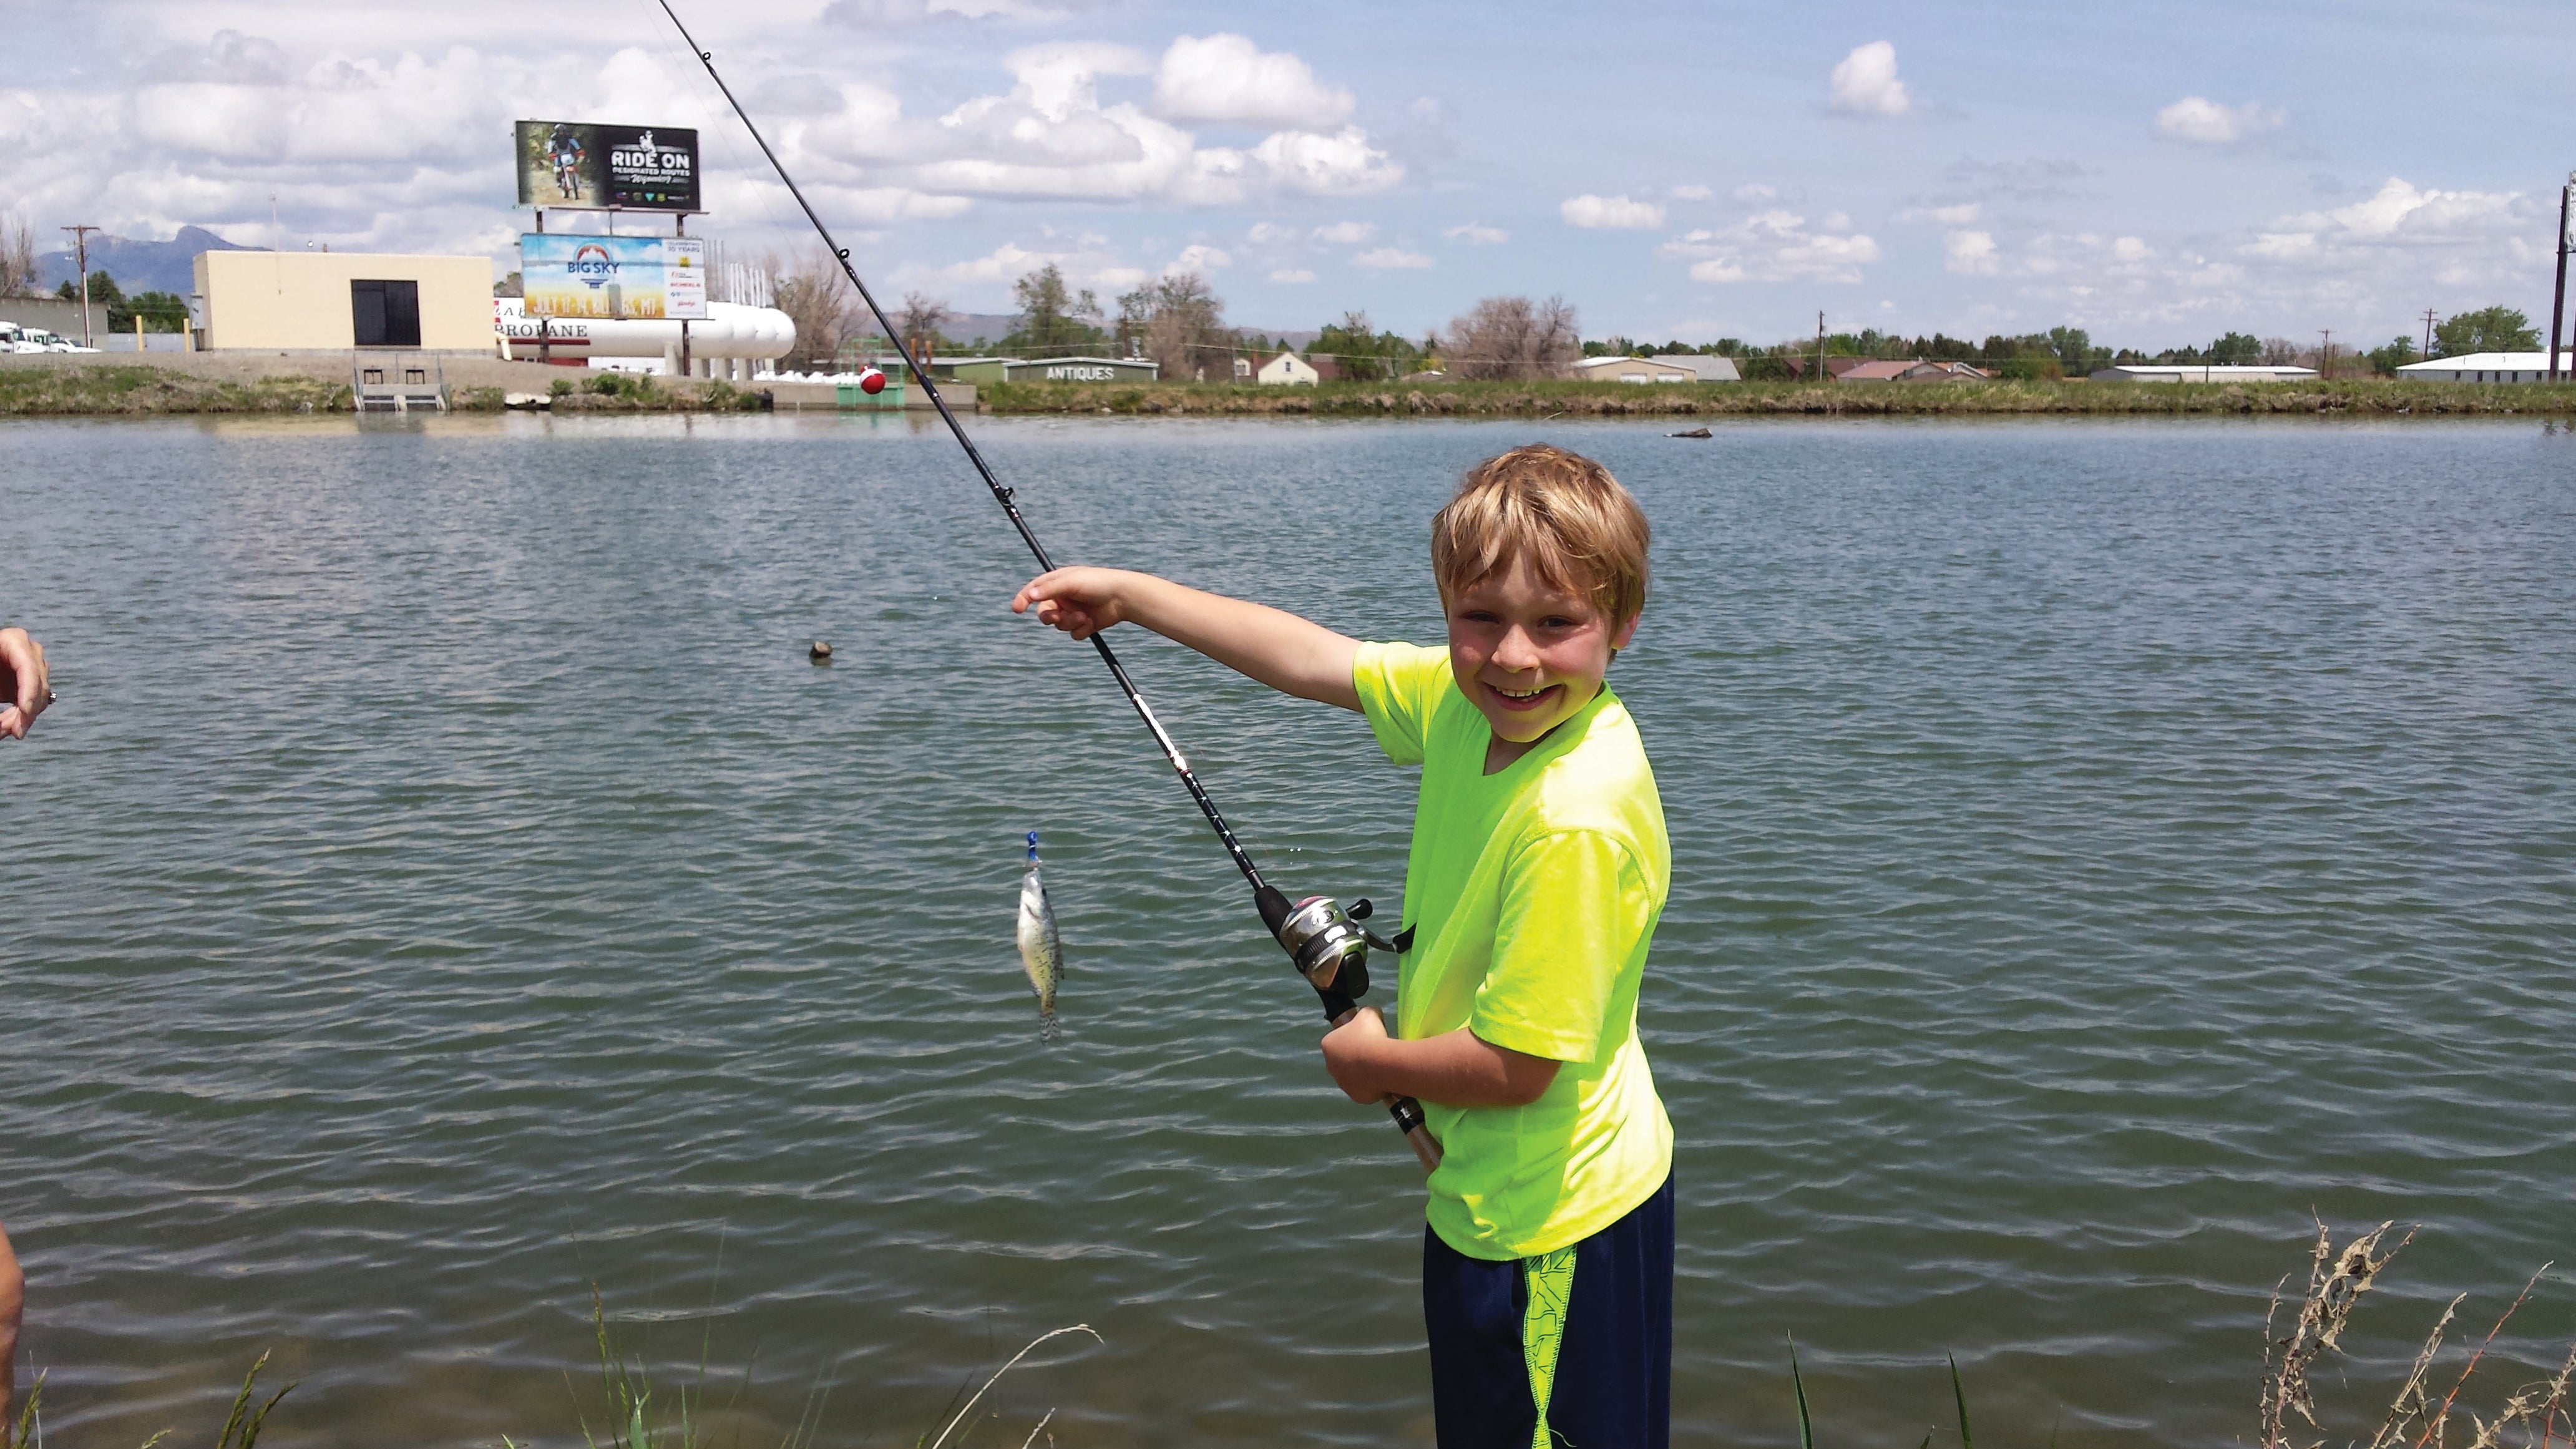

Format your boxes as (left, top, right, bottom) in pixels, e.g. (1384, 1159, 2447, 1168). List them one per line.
(652, 0, 1440, 1171)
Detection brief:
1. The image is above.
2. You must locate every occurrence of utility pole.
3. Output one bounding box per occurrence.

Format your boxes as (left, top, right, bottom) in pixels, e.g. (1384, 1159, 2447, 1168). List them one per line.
(2421, 308, 2440, 361)
(60, 223, 100, 348)
(2552, 172, 2574, 382)
(2318, 328, 2333, 380)
(1815, 310, 1826, 383)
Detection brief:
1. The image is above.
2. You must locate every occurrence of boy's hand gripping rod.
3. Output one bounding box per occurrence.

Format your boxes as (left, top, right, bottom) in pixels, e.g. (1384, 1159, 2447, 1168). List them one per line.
(656, 2, 1440, 1173)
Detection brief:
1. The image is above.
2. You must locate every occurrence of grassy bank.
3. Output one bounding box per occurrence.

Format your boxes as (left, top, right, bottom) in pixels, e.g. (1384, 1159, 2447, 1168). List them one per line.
(12, 364, 2576, 419)
(981, 375, 2576, 417)
(0, 363, 354, 416)
(0, 365, 773, 416)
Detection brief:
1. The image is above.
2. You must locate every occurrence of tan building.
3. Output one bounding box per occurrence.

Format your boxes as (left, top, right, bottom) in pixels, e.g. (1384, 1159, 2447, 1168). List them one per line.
(193, 250, 495, 351)
(1569, 355, 1696, 384)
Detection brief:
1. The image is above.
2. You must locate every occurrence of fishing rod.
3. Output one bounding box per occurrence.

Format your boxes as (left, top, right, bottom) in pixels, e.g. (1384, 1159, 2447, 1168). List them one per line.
(655, 1, 1440, 1173)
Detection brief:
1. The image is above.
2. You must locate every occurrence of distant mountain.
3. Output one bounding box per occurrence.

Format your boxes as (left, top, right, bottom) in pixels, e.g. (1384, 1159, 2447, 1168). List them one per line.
(37, 226, 251, 295)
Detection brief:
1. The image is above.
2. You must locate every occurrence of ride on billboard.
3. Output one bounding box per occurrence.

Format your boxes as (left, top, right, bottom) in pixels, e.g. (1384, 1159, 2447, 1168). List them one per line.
(520, 235, 707, 320)
(515, 121, 701, 212)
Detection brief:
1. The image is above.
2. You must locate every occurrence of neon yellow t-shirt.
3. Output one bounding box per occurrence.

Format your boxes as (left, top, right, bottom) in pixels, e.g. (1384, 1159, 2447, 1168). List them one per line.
(1353, 641, 1673, 1260)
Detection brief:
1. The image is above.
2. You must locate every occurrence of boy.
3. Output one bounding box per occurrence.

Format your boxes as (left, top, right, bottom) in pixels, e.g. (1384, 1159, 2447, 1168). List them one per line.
(1012, 443, 1671, 1449)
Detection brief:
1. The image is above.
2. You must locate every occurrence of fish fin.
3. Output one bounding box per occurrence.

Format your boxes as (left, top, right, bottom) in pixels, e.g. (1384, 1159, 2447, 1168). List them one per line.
(1038, 1008, 1060, 1044)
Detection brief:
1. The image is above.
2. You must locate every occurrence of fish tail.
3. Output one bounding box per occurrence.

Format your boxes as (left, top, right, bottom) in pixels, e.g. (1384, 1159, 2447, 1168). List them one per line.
(1038, 1008, 1060, 1043)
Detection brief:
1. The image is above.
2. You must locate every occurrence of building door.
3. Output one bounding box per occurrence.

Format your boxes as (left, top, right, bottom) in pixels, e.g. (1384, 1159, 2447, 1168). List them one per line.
(351, 280, 422, 347)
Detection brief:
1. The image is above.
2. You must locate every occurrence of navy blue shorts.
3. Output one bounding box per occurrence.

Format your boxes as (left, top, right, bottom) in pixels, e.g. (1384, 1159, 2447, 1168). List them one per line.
(1423, 1173, 1674, 1449)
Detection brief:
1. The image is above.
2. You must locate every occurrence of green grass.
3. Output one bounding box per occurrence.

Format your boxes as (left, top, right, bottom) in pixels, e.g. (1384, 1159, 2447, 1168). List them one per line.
(978, 374, 2576, 419)
(0, 365, 349, 415)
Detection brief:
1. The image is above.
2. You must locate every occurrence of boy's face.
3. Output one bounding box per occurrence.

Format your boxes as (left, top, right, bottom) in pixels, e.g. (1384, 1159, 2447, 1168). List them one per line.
(1444, 554, 1641, 746)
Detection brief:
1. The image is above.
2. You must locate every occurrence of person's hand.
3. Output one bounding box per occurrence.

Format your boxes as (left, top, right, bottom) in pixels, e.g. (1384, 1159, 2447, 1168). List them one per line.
(0, 628, 47, 741)
(1010, 567, 1139, 642)
(1320, 1005, 1392, 1104)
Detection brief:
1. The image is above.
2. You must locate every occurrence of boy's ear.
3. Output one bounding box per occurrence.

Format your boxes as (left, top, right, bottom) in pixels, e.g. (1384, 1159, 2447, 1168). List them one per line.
(1611, 610, 1642, 651)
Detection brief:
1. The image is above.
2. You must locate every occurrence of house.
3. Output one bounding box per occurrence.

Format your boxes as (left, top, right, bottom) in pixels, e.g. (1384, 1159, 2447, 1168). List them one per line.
(1570, 355, 1696, 384)
(1649, 354, 1741, 382)
(1256, 351, 1321, 385)
(1902, 360, 1991, 381)
(2394, 352, 2559, 383)
(2089, 364, 2320, 384)
(1834, 359, 1919, 383)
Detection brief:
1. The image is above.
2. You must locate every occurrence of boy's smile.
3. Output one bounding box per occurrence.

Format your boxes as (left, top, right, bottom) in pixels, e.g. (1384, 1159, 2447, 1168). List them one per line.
(1445, 555, 1641, 765)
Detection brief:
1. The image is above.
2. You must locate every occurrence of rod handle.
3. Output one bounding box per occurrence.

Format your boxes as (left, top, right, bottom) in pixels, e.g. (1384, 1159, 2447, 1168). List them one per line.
(1388, 1095, 1443, 1173)
(1329, 1005, 1445, 1173)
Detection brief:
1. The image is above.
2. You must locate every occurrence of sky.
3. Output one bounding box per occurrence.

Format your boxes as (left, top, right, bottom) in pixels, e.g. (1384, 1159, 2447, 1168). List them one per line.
(6, 0, 2574, 350)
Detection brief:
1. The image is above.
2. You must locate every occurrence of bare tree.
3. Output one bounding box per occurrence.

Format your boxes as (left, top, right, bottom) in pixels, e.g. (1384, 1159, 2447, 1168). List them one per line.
(2261, 336, 2303, 367)
(0, 211, 37, 298)
(1121, 272, 1231, 380)
(1440, 295, 1580, 379)
(899, 290, 950, 363)
(766, 246, 857, 372)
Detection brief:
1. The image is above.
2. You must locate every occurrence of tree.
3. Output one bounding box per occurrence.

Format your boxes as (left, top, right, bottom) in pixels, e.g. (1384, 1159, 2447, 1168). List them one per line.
(1314, 310, 1420, 381)
(765, 246, 857, 372)
(2208, 332, 2263, 365)
(1118, 272, 1229, 379)
(1440, 295, 1579, 379)
(57, 269, 125, 308)
(2260, 336, 2303, 366)
(0, 211, 36, 298)
(1003, 265, 1106, 356)
(2431, 305, 2539, 358)
(113, 289, 188, 332)
(2366, 336, 2419, 375)
(898, 290, 951, 363)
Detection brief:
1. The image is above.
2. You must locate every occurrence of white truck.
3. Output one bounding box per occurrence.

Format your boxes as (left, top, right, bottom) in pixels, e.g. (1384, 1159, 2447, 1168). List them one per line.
(0, 320, 102, 354)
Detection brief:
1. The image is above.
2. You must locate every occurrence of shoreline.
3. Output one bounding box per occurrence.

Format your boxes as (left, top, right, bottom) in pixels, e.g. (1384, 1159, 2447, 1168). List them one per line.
(7, 358, 2576, 417)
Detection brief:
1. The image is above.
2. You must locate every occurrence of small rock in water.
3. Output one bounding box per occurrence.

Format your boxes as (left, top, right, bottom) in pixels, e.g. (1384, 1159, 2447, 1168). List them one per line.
(1668, 426, 1712, 439)
(809, 640, 834, 662)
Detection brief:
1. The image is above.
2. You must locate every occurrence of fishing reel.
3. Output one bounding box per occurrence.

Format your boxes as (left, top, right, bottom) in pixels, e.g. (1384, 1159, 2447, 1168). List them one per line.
(1261, 889, 1406, 1006)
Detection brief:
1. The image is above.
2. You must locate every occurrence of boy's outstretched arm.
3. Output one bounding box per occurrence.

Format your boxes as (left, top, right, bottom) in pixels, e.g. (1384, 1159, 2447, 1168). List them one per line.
(1319, 1008, 1562, 1108)
(1012, 567, 1362, 712)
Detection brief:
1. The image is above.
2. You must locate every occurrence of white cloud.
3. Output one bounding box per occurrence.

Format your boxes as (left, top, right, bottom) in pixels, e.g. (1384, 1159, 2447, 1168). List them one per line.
(1167, 243, 1231, 275)
(1313, 220, 1376, 243)
(801, 42, 1398, 205)
(2154, 97, 2285, 145)
(1443, 221, 1508, 245)
(1669, 183, 1714, 201)
(1930, 203, 1980, 225)
(1561, 193, 1666, 230)
(1353, 246, 1433, 269)
(2309, 177, 2518, 239)
(1944, 230, 1998, 275)
(1249, 127, 1404, 196)
(1244, 222, 1299, 244)
(1661, 210, 1881, 283)
(2113, 235, 2153, 261)
(1269, 267, 1315, 283)
(1732, 183, 1778, 202)
(1153, 34, 1354, 128)
(1828, 41, 1910, 118)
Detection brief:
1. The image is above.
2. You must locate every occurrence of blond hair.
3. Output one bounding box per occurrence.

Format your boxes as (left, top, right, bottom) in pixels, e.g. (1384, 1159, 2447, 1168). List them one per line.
(1430, 444, 1650, 624)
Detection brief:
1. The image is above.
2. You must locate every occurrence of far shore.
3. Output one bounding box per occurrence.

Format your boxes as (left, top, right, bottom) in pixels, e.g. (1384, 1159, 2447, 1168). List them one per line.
(6, 354, 2575, 418)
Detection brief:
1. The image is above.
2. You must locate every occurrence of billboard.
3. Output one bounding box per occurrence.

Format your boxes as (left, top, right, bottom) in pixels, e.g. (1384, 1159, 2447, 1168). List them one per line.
(520, 234, 707, 320)
(515, 121, 701, 213)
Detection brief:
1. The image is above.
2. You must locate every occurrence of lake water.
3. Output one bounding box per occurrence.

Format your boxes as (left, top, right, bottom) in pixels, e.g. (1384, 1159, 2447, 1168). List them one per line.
(6, 415, 2573, 1449)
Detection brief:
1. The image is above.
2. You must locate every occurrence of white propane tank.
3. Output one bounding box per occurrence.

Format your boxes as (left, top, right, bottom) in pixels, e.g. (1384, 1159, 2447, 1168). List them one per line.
(494, 298, 796, 363)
